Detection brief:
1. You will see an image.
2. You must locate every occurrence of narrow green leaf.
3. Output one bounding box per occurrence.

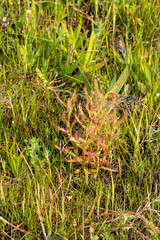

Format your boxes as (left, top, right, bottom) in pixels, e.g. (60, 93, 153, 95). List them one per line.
(75, 18, 82, 43)
(132, 40, 142, 57)
(137, 81, 147, 95)
(52, 40, 64, 74)
(143, 61, 152, 88)
(84, 31, 94, 65)
(109, 65, 130, 93)
(79, 67, 92, 93)
(113, 49, 124, 63)
(108, 75, 117, 91)
(67, 53, 83, 75)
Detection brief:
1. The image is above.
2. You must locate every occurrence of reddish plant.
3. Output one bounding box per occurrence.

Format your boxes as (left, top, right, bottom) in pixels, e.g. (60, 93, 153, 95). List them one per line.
(53, 82, 127, 179)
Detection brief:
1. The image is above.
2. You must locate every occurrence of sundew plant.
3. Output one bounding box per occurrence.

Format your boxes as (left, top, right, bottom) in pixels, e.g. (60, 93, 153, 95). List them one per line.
(0, 0, 159, 239)
(52, 82, 128, 184)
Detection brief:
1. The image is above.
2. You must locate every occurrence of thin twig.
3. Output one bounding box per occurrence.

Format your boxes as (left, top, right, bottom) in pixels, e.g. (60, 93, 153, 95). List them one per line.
(0, 216, 40, 239)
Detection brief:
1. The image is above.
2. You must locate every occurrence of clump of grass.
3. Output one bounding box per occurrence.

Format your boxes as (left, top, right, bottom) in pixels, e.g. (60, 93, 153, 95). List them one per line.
(53, 81, 128, 181)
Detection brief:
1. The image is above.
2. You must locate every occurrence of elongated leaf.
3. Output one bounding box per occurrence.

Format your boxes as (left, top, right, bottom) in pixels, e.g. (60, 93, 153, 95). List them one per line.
(75, 18, 82, 44)
(137, 81, 147, 94)
(84, 31, 94, 65)
(132, 40, 142, 57)
(108, 75, 117, 91)
(143, 61, 152, 89)
(79, 67, 92, 93)
(66, 53, 83, 75)
(109, 65, 130, 93)
(52, 40, 64, 74)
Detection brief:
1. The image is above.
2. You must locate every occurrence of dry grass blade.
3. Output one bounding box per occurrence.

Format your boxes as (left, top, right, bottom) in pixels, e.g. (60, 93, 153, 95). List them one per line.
(68, 211, 160, 239)
(0, 216, 40, 239)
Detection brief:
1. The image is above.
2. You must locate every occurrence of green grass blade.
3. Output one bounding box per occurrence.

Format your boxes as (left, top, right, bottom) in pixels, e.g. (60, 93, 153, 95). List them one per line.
(132, 40, 142, 57)
(66, 53, 83, 75)
(109, 65, 130, 93)
(108, 75, 117, 91)
(79, 67, 92, 93)
(84, 31, 94, 65)
(143, 61, 152, 89)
